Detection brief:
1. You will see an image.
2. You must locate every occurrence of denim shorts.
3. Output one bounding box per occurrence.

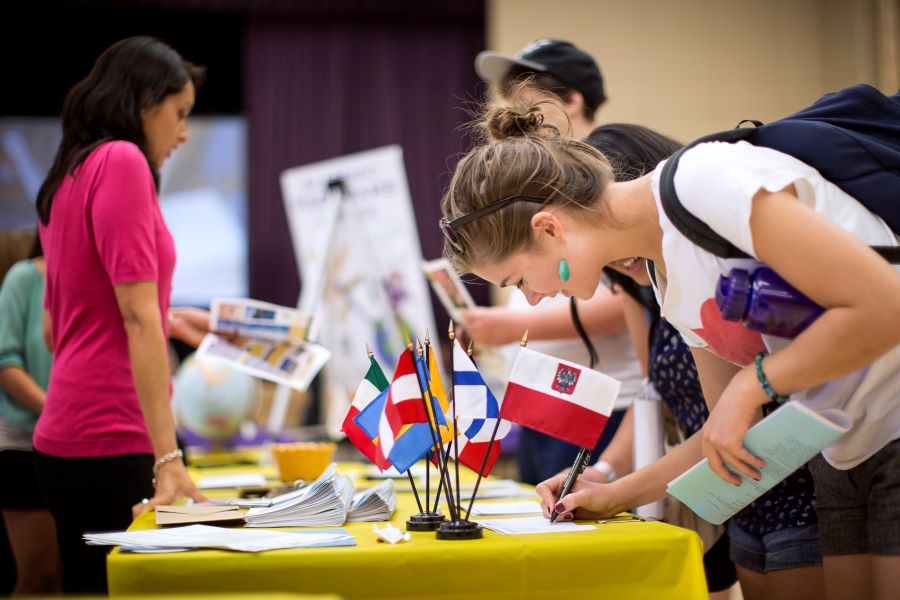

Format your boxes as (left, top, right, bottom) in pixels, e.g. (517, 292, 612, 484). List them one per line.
(808, 439, 900, 556)
(728, 521, 823, 574)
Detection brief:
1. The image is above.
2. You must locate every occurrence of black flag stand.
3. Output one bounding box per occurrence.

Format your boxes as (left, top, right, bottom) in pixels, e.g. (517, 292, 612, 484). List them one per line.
(435, 321, 483, 541)
(405, 338, 449, 532)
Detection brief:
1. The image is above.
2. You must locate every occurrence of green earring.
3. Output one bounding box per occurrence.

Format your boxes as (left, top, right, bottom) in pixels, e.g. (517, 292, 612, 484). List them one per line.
(559, 258, 571, 282)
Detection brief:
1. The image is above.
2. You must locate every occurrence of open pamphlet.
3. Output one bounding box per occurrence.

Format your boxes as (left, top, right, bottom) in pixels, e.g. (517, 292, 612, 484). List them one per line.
(84, 524, 355, 553)
(667, 400, 851, 525)
(196, 298, 330, 391)
(346, 480, 396, 522)
(422, 258, 475, 323)
(245, 464, 354, 527)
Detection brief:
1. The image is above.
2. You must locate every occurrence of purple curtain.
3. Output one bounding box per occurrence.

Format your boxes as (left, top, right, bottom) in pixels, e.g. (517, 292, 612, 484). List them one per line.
(244, 10, 485, 308)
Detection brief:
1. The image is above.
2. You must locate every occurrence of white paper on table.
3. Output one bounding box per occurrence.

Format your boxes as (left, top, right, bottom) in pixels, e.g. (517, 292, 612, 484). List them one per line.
(468, 501, 543, 516)
(84, 524, 351, 552)
(477, 516, 595, 535)
(198, 473, 267, 490)
(456, 479, 535, 501)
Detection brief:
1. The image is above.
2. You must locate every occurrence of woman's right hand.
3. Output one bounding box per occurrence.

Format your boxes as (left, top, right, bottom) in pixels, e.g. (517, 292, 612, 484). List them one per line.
(536, 471, 625, 521)
(167, 307, 211, 347)
(461, 307, 525, 346)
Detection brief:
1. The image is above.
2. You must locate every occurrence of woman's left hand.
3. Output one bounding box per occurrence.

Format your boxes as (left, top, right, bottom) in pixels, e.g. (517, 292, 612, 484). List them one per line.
(701, 365, 768, 485)
(132, 460, 206, 519)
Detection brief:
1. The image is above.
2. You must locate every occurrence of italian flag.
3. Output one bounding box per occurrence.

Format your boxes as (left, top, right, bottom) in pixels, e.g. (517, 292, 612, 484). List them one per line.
(342, 356, 389, 464)
(500, 347, 620, 449)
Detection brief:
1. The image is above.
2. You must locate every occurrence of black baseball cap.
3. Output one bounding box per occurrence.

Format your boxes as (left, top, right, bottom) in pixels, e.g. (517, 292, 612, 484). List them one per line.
(475, 39, 606, 111)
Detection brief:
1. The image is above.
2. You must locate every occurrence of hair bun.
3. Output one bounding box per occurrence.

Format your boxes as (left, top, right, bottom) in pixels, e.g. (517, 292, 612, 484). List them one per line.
(483, 103, 551, 141)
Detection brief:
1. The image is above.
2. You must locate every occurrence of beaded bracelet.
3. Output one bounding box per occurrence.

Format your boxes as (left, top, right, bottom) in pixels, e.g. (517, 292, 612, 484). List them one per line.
(152, 449, 184, 487)
(755, 352, 789, 404)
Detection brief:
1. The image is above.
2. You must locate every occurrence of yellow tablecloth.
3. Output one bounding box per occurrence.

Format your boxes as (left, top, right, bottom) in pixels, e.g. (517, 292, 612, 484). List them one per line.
(107, 462, 706, 599)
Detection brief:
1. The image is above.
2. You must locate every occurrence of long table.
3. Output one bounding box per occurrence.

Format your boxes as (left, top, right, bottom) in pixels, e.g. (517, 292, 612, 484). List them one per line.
(107, 462, 707, 599)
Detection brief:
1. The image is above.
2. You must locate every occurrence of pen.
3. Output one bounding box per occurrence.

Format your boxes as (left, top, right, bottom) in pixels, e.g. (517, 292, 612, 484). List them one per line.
(549, 447, 591, 524)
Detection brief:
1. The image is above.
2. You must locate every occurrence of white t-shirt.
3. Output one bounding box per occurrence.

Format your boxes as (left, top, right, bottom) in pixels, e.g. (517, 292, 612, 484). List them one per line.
(649, 141, 900, 470)
(502, 286, 643, 411)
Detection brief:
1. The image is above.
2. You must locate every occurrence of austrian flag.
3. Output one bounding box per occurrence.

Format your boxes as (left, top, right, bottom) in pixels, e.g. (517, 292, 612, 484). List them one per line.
(500, 347, 621, 449)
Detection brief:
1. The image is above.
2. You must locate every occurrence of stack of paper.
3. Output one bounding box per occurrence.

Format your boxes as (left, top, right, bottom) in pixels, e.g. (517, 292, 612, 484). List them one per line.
(84, 524, 355, 552)
(245, 464, 354, 527)
(477, 516, 595, 535)
(456, 479, 535, 501)
(468, 501, 542, 516)
(347, 480, 396, 522)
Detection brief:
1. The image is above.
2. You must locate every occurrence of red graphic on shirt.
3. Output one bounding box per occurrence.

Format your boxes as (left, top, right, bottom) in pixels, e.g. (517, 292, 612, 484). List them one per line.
(691, 299, 766, 366)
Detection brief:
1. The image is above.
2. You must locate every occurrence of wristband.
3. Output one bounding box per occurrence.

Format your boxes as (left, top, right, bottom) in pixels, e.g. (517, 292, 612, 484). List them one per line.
(755, 352, 789, 404)
(591, 459, 618, 482)
(152, 449, 184, 487)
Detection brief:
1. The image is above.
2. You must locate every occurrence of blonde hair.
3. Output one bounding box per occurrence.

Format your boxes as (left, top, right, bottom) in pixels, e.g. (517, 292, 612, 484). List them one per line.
(441, 99, 614, 272)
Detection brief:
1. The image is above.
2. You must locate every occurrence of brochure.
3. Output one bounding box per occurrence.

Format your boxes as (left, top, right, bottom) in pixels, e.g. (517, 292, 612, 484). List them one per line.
(667, 401, 851, 525)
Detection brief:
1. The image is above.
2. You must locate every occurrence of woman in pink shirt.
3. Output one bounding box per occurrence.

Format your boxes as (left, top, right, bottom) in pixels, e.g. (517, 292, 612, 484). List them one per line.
(34, 37, 205, 594)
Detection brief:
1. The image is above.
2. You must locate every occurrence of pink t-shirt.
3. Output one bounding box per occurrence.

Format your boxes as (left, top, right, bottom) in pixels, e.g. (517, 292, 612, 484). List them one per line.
(36, 141, 175, 458)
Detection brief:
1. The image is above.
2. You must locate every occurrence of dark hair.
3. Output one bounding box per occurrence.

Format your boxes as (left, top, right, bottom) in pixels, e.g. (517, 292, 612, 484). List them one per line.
(36, 36, 205, 225)
(499, 66, 598, 120)
(28, 231, 43, 259)
(584, 123, 682, 318)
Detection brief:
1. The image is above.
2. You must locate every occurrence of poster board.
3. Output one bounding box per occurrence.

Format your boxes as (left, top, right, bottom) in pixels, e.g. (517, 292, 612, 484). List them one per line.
(281, 145, 438, 438)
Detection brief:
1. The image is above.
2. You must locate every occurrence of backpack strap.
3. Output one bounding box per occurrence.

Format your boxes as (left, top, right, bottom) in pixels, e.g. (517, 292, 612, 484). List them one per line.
(658, 127, 756, 259)
(659, 125, 900, 263)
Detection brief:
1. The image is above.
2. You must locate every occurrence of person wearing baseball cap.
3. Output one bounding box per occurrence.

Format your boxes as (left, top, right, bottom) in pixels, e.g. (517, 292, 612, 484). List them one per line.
(475, 39, 606, 138)
(466, 38, 641, 492)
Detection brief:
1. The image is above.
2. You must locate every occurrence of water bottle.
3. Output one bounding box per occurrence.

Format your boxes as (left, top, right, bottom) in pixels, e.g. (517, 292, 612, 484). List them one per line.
(716, 267, 824, 338)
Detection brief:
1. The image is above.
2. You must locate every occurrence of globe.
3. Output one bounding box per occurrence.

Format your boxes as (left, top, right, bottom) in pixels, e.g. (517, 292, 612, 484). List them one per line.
(172, 354, 260, 442)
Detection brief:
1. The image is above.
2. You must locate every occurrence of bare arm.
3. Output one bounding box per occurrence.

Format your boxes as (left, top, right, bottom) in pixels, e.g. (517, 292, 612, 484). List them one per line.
(702, 187, 900, 481)
(114, 281, 204, 515)
(621, 293, 650, 375)
(463, 287, 626, 346)
(42, 310, 53, 352)
(0, 366, 45, 414)
(167, 307, 213, 348)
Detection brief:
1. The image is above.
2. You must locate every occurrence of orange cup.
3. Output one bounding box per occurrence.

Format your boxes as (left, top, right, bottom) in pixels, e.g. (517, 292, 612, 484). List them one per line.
(270, 442, 336, 483)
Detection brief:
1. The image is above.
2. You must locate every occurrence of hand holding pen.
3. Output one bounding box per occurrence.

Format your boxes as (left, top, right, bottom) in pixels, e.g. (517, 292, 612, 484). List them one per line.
(549, 447, 591, 524)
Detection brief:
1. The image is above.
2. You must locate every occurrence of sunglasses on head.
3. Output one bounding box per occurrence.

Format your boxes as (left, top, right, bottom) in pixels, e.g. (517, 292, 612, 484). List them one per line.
(439, 194, 549, 254)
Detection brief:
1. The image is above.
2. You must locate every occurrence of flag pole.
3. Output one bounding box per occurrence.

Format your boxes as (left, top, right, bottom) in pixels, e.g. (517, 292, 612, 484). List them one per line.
(425, 331, 455, 516)
(452, 323, 463, 513)
(424, 332, 452, 516)
(413, 339, 459, 522)
(463, 329, 527, 522)
(415, 337, 432, 514)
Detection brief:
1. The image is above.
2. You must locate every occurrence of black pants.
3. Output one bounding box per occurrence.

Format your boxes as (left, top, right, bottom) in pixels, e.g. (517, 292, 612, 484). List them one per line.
(33, 451, 153, 595)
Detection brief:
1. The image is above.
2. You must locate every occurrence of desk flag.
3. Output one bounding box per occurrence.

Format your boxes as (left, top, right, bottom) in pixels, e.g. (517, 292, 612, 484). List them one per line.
(501, 347, 620, 449)
(414, 348, 454, 444)
(343, 355, 389, 464)
(450, 339, 510, 475)
(371, 352, 434, 472)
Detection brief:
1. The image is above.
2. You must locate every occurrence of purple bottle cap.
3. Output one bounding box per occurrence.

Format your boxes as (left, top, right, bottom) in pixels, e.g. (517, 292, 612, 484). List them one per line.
(716, 269, 751, 322)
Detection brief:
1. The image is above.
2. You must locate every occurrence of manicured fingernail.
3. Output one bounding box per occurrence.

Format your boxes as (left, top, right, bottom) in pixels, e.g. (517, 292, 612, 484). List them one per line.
(563, 514, 573, 521)
(555, 503, 565, 512)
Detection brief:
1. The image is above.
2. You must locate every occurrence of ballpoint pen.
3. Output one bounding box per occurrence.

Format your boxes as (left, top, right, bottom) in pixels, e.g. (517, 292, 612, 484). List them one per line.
(549, 447, 591, 524)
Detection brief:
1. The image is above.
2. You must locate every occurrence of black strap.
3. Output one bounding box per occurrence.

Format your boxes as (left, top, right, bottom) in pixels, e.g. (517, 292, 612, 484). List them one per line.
(569, 297, 598, 369)
(659, 127, 755, 259)
(659, 126, 900, 264)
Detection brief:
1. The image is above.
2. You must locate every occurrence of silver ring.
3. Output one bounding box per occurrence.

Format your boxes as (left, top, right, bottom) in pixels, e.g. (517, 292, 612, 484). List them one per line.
(141, 498, 150, 504)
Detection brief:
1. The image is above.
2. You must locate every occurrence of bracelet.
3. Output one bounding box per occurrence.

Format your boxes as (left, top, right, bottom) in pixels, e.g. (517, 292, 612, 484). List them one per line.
(591, 459, 618, 483)
(152, 449, 184, 487)
(755, 352, 789, 404)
